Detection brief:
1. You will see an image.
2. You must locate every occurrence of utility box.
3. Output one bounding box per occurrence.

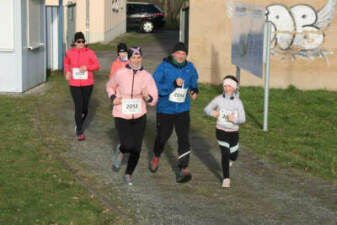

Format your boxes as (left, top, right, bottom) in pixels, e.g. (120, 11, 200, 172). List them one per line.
(0, 0, 46, 93)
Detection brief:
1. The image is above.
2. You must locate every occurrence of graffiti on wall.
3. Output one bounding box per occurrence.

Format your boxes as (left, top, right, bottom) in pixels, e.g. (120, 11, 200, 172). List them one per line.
(226, 0, 337, 62)
(112, 0, 124, 13)
(266, 0, 337, 62)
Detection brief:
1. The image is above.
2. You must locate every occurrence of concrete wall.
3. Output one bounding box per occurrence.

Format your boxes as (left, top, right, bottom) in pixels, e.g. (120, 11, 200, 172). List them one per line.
(189, 0, 337, 90)
(103, 0, 126, 43)
(63, 0, 126, 44)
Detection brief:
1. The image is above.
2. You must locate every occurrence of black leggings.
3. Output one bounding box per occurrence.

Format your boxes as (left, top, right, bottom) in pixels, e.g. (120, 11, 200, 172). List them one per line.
(216, 129, 239, 179)
(70, 85, 93, 135)
(153, 111, 191, 170)
(115, 115, 146, 175)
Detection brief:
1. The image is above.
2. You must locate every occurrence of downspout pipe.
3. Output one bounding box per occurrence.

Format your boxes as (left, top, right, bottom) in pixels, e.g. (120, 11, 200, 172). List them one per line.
(58, 0, 64, 70)
(86, 0, 90, 43)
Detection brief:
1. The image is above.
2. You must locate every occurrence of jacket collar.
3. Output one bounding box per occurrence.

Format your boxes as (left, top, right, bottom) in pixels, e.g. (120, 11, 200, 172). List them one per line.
(222, 93, 235, 100)
(126, 63, 144, 71)
(71, 47, 88, 53)
(163, 56, 187, 69)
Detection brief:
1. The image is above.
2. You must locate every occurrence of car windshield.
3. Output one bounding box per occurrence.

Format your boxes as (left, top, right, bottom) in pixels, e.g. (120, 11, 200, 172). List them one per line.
(127, 4, 163, 14)
(151, 4, 163, 13)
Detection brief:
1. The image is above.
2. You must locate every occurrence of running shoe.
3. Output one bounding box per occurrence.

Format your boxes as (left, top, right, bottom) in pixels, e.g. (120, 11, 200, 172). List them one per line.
(77, 133, 85, 141)
(123, 174, 133, 186)
(176, 168, 192, 183)
(112, 144, 122, 171)
(149, 157, 160, 173)
(222, 178, 230, 188)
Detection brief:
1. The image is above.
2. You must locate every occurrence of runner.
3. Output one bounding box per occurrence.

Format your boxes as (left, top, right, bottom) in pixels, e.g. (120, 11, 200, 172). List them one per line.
(106, 47, 158, 185)
(204, 75, 246, 188)
(64, 32, 100, 141)
(109, 43, 129, 78)
(149, 42, 199, 183)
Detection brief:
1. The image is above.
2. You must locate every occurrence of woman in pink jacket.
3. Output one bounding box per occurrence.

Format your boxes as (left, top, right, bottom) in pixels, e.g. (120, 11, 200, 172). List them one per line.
(109, 43, 129, 78)
(106, 47, 158, 185)
(64, 32, 100, 141)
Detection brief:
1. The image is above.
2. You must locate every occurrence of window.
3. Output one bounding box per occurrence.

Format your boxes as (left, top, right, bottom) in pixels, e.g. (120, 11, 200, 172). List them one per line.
(0, 0, 14, 51)
(26, 0, 43, 50)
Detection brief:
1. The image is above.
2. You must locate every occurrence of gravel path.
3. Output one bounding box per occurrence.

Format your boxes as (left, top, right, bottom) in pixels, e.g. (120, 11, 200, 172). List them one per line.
(39, 31, 337, 225)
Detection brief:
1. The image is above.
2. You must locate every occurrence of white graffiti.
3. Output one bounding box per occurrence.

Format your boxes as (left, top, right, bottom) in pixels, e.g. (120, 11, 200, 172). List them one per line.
(266, 0, 337, 62)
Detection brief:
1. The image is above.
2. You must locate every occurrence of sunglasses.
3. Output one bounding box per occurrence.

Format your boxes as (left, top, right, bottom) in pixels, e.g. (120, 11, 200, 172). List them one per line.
(76, 40, 85, 44)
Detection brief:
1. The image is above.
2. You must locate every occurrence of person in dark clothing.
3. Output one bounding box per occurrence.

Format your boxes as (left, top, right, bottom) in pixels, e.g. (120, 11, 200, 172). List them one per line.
(64, 32, 100, 141)
(149, 42, 199, 183)
(106, 47, 158, 185)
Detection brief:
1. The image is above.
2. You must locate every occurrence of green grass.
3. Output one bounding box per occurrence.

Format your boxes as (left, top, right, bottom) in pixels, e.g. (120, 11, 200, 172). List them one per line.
(88, 32, 157, 51)
(0, 74, 119, 224)
(190, 84, 337, 181)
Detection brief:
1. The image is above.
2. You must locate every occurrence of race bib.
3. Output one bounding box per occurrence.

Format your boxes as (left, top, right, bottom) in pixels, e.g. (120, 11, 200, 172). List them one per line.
(217, 110, 238, 128)
(122, 99, 142, 115)
(72, 68, 88, 80)
(169, 88, 188, 103)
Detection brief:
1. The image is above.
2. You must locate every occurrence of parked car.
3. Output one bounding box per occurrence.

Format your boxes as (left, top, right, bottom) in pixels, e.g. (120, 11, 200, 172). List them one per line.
(127, 2, 166, 33)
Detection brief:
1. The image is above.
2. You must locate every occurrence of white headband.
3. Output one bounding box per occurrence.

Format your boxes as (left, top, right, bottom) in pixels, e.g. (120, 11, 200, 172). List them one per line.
(223, 78, 238, 89)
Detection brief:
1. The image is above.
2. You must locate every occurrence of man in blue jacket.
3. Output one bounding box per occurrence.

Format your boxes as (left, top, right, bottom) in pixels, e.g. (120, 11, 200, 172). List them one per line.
(149, 42, 199, 183)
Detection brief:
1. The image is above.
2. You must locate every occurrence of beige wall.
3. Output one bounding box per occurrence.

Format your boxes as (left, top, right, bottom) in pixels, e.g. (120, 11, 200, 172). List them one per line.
(63, 0, 126, 43)
(189, 0, 337, 90)
(45, 0, 59, 6)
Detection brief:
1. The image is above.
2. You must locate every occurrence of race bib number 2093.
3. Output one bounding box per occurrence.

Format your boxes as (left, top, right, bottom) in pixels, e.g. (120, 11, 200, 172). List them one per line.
(122, 99, 142, 115)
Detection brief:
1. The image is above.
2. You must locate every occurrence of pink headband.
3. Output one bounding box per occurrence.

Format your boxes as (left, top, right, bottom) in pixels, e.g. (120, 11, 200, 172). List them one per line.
(130, 47, 141, 56)
(223, 78, 238, 89)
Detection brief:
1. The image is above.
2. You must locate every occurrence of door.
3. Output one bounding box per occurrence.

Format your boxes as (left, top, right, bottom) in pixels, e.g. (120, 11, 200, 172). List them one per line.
(46, 6, 59, 70)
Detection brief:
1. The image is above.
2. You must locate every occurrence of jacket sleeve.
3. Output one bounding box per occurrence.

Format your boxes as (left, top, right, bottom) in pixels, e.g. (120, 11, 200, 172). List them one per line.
(204, 96, 219, 116)
(153, 63, 175, 96)
(145, 74, 159, 106)
(234, 99, 246, 124)
(106, 73, 118, 98)
(189, 64, 199, 94)
(109, 60, 118, 78)
(87, 50, 100, 72)
(64, 51, 71, 73)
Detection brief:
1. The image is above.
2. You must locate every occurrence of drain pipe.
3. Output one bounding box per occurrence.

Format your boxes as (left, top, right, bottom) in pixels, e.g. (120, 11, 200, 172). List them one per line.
(58, 0, 64, 70)
(86, 0, 90, 42)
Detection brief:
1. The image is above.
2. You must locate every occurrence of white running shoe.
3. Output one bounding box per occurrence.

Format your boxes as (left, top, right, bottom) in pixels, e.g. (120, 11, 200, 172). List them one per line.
(222, 178, 231, 188)
(229, 161, 234, 167)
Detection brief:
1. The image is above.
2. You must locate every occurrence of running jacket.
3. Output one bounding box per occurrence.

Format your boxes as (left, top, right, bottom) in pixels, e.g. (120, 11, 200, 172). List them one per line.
(153, 56, 199, 114)
(64, 47, 100, 86)
(106, 65, 158, 120)
(109, 57, 129, 78)
(204, 94, 246, 132)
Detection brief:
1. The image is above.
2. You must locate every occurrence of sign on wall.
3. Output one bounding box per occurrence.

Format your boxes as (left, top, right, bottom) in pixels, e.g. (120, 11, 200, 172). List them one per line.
(231, 2, 265, 78)
(0, 0, 14, 51)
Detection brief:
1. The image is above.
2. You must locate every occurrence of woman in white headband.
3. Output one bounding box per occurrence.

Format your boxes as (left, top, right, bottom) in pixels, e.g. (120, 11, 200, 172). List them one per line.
(204, 75, 246, 188)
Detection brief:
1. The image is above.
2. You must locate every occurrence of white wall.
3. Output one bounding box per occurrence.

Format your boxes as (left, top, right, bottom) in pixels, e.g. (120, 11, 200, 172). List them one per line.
(0, 0, 22, 92)
(0, 0, 46, 93)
